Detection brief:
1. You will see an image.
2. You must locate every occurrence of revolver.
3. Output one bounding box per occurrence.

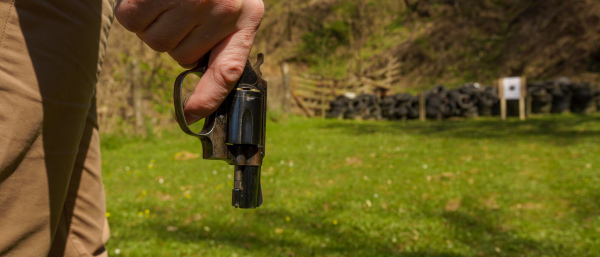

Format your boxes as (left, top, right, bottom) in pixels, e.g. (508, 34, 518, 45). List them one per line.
(173, 54, 267, 209)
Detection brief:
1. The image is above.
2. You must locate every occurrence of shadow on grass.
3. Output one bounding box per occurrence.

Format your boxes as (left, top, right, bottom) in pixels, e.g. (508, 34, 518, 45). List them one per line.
(132, 207, 466, 257)
(567, 185, 600, 229)
(320, 114, 600, 145)
(114, 196, 588, 257)
(437, 196, 577, 257)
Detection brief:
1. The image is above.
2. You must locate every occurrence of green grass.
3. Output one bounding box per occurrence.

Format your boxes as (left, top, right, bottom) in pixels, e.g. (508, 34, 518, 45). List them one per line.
(102, 114, 600, 257)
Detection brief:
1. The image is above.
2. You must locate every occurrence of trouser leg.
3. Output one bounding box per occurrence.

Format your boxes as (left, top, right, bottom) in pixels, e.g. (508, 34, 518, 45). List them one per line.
(50, 97, 110, 257)
(0, 0, 114, 256)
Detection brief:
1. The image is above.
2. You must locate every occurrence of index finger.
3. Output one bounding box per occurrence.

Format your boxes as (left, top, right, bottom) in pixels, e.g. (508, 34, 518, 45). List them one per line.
(182, 28, 256, 124)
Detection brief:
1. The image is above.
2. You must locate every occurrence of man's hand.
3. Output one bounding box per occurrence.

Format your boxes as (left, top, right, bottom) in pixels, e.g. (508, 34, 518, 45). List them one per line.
(115, 0, 264, 123)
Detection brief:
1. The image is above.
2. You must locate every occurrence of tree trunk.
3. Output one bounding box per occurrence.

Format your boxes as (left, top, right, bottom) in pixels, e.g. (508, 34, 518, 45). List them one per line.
(131, 58, 145, 136)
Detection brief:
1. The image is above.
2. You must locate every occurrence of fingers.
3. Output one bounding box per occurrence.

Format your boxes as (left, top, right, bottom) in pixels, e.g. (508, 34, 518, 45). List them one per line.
(167, 23, 236, 68)
(151, 0, 257, 67)
(182, 0, 264, 122)
(114, 0, 265, 123)
(114, 0, 175, 33)
(116, 0, 264, 67)
(182, 34, 250, 124)
(135, 11, 197, 53)
(183, 26, 262, 123)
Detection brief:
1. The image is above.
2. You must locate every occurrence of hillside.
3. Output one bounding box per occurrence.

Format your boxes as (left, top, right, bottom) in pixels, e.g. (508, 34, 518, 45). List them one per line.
(257, 0, 600, 87)
(97, 0, 600, 133)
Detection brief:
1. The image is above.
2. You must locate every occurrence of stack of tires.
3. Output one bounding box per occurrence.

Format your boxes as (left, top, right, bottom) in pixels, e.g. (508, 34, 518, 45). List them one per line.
(325, 94, 383, 120)
(447, 84, 481, 118)
(325, 95, 349, 119)
(343, 94, 382, 120)
(549, 77, 573, 114)
(380, 93, 419, 120)
(424, 84, 499, 118)
(424, 85, 448, 119)
(570, 83, 595, 113)
(325, 77, 599, 120)
(476, 86, 500, 116)
(595, 90, 600, 111)
(527, 82, 553, 114)
(528, 77, 598, 114)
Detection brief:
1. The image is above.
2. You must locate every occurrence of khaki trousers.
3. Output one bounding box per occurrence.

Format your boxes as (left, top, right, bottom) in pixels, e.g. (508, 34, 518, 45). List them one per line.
(0, 0, 114, 256)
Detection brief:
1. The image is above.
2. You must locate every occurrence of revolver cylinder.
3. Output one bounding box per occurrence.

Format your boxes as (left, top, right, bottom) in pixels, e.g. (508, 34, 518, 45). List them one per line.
(228, 88, 264, 145)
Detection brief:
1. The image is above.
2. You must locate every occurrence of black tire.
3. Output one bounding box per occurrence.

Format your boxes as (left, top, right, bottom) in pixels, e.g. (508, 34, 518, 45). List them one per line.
(550, 84, 572, 114)
(570, 83, 593, 113)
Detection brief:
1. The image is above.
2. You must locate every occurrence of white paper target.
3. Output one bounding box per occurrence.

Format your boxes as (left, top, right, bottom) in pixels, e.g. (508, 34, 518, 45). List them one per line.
(502, 77, 522, 100)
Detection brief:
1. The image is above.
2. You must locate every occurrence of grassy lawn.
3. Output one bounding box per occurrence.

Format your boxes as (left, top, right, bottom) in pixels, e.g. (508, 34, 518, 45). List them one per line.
(101, 114, 600, 257)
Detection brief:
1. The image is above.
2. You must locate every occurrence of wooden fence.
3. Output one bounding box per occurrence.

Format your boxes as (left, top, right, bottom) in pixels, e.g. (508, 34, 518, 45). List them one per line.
(286, 57, 401, 117)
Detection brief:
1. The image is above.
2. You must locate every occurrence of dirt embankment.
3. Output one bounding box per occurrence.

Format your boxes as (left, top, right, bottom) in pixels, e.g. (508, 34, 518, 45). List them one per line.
(257, 0, 600, 88)
(388, 0, 600, 87)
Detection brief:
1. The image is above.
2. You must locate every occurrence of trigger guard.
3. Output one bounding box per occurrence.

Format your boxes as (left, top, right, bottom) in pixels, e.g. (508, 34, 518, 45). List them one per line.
(173, 66, 207, 138)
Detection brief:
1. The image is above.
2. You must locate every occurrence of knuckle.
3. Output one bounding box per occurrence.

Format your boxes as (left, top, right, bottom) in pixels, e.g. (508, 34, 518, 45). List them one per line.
(115, 15, 143, 32)
(216, 61, 245, 85)
(202, 95, 223, 113)
(190, 88, 226, 116)
(249, 0, 265, 19)
(190, 98, 213, 115)
(114, 6, 144, 32)
(217, 0, 244, 17)
(169, 52, 197, 67)
(140, 35, 174, 53)
(238, 0, 264, 30)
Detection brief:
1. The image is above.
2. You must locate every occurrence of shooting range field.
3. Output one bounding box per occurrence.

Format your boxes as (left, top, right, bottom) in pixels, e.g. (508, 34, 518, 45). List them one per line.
(101, 114, 600, 257)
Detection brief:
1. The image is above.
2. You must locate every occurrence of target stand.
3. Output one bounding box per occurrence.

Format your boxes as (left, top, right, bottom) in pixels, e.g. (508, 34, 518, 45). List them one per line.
(498, 76, 527, 120)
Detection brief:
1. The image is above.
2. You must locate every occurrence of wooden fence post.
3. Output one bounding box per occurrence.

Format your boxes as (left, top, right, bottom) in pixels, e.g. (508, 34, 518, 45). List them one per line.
(386, 57, 394, 89)
(320, 90, 326, 119)
(419, 91, 426, 121)
(498, 79, 507, 120)
(281, 62, 291, 113)
(520, 76, 527, 120)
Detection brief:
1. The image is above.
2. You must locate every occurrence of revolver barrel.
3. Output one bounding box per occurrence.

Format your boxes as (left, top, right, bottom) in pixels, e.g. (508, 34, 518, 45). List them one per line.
(232, 166, 262, 208)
